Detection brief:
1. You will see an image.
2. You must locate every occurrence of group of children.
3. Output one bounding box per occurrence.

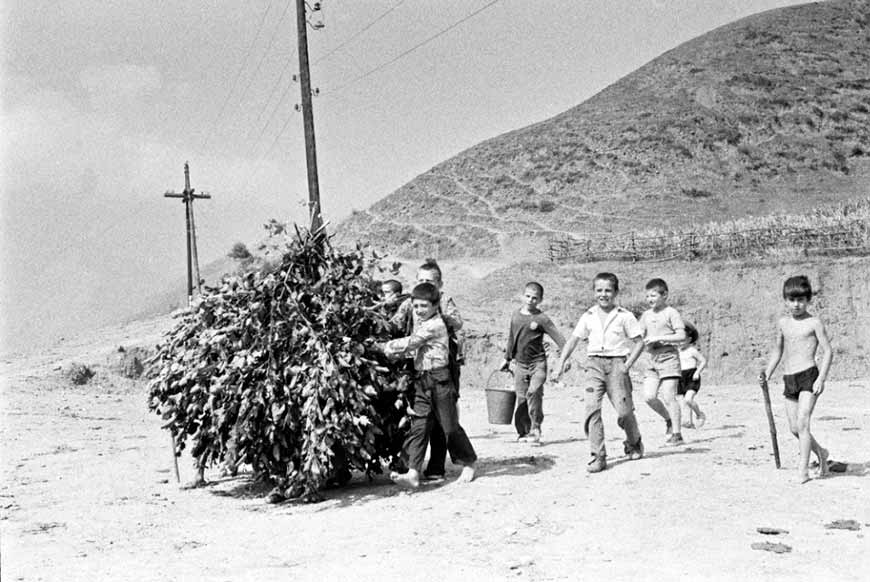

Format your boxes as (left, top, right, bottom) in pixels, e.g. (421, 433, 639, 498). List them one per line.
(378, 263, 833, 487)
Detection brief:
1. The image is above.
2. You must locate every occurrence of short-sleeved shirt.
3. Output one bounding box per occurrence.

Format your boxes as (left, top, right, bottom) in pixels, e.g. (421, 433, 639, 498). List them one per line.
(639, 306, 685, 355)
(572, 306, 642, 357)
(679, 345, 703, 371)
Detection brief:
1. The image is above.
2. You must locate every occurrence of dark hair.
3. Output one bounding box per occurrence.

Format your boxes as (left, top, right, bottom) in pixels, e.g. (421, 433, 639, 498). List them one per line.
(645, 278, 669, 294)
(783, 275, 812, 300)
(381, 279, 402, 294)
(525, 281, 544, 297)
(411, 282, 440, 305)
(593, 272, 619, 292)
(418, 258, 442, 283)
(684, 322, 699, 344)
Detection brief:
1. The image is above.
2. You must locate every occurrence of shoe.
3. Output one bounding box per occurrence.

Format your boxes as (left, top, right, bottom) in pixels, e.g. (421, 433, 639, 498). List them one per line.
(682, 422, 695, 429)
(423, 469, 445, 481)
(528, 428, 541, 446)
(664, 433, 684, 446)
(665, 419, 673, 435)
(695, 412, 706, 429)
(516, 434, 529, 443)
(586, 455, 607, 473)
(626, 438, 644, 460)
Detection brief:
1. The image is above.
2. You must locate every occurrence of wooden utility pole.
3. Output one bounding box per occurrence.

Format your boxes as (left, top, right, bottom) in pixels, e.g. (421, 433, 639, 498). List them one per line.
(164, 162, 211, 303)
(295, 0, 323, 232)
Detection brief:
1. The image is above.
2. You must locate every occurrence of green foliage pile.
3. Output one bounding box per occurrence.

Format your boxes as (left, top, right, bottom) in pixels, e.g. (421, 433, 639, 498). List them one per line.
(148, 227, 406, 500)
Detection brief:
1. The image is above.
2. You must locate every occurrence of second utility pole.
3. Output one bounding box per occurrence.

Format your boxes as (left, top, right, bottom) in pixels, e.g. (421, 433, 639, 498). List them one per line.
(295, 0, 323, 232)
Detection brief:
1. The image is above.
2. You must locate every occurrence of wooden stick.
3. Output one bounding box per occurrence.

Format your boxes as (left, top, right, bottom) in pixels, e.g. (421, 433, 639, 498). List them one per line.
(759, 372, 781, 469)
(170, 433, 181, 483)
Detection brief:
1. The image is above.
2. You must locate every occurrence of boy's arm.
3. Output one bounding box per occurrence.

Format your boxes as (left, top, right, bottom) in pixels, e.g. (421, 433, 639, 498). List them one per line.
(624, 336, 644, 370)
(502, 315, 516, 371)
(761, 321, 784, 384)
(812, 318, 833, 395)
(382, 320, 438, 358)
(388, 298, 412, 334)
(554, 335, 580, 380)
(541, 315, 567, 352)
(693, 347, 708, 378)
(441, 296, 463, 331)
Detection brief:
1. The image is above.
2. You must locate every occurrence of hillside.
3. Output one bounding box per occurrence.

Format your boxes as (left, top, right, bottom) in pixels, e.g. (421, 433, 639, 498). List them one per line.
(337, 0, 870, 257)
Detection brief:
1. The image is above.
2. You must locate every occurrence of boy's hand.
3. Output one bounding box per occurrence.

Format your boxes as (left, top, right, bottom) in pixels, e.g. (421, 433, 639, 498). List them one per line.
(758, 371, 768, 388)
(499, 359, 511, 372)
(812, 378, 825, 396)
(692, 371, 701, 381)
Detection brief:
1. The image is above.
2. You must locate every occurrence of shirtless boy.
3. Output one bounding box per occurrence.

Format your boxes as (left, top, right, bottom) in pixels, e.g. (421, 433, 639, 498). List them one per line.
(760, 275, 833, 484)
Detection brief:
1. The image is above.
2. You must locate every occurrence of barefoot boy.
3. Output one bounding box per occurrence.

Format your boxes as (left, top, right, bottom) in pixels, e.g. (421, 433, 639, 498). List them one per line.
(390, 259, 463, 481)
(382, 282, 476, 488)
(639, 278, 687, 446)
(555, 273, 645, 473)
(500, 281, 566, 445)
(760, 275, 833, 484)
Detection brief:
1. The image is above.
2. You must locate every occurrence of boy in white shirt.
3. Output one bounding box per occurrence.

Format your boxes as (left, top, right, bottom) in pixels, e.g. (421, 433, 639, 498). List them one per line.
(555, 273, 645, 473)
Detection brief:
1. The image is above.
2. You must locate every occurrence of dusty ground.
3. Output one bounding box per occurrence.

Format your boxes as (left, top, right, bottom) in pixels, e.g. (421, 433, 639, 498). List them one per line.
(2, 318, 868, 581)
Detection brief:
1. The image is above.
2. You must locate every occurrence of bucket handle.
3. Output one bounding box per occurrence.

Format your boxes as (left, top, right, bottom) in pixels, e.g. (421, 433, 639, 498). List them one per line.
(485, 368, 513, 391)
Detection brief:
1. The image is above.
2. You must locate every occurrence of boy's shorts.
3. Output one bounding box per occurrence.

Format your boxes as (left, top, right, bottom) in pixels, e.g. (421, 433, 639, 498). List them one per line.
(644, 350, 681, 382)
(783, 366, 819, 401)
(678, 368, 700, 395)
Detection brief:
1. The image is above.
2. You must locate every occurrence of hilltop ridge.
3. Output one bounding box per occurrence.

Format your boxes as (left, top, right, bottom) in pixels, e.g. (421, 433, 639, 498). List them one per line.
(337, 0, 870, 257)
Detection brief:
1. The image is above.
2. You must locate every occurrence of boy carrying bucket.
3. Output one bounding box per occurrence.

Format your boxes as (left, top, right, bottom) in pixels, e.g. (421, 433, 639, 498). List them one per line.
(500, 281, 565, 445)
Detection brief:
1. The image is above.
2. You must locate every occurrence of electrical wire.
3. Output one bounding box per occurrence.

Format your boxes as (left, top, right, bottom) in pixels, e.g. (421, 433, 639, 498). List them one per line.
(200, 1, 276, 152)
(328, 0, 503, 96)
(311, 0, 407, 65)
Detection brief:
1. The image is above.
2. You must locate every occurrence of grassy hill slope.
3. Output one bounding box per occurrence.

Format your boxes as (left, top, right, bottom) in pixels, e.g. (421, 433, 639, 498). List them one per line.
(338, 0, 870, 257)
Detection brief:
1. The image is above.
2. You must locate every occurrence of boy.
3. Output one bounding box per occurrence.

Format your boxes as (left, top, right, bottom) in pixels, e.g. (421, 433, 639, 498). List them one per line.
(500, 282, 566, 445)
(678, 323, 707, 429)
(379, 279, 409, 318)
(381, 282, 477, 488)
(390, 259, 462, 481)
(760, 275, 833, 484)
(555, 273, 644, 473)
(639, 278, 687, 446)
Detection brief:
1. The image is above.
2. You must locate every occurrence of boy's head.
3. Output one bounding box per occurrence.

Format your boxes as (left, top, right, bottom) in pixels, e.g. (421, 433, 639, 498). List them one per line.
(782, 275, 812, 317)
(782, 275, 812, 301)
(684, 322, 699, 345)
(592, 272, 619, 309)
(411, 282, 440, 319)
(522, 281, 544, 311)
(381, 279, 402, 302)
(416, 258, 443, 289)
(645, 278, 669, 309)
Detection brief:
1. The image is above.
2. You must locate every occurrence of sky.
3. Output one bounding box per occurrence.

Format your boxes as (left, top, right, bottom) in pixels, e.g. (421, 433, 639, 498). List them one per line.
(1, 0, 807, 353)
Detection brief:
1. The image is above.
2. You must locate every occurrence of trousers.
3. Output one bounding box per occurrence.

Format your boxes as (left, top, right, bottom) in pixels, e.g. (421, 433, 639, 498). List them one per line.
(583, 356, 642, 459)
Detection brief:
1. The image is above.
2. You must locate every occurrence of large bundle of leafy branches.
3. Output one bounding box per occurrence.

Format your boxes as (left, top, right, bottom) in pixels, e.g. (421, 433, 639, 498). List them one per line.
(148, 226, 406, 500)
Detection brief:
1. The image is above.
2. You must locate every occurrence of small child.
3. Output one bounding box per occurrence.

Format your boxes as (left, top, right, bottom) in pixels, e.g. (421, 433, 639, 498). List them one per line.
(760, 275, 833, 484)
(381, 282, 477, 488)
(555, 273, 645, 473)
(639, 278, 687, 446)
(500, 281, 566, 445)
(678, 323, 707, 429)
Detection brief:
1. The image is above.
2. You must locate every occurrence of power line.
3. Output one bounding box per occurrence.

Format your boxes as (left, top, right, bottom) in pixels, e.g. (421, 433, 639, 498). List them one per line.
(311, 0, 408, 65)
(222, 0, 294, 150)
(200, 1, 276, 152)
(328, 0, 503, 96)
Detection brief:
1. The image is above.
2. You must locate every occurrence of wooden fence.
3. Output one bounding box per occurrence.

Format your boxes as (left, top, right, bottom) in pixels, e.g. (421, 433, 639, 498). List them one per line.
(548, 220, 870, 263)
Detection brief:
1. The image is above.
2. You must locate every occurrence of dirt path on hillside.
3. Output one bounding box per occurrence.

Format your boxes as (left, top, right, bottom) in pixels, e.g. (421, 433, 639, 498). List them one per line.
(2, 345, 868, 581)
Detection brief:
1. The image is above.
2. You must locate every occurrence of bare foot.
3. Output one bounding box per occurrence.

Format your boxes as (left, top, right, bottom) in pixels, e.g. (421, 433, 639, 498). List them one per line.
(695, 411, 706, 429)
(391, 469, 420, 489)
(798, 473, 812, 485)
(456, 464, 476, 484)
(181, 476, 207, 489)
(817, 448, 830, 477)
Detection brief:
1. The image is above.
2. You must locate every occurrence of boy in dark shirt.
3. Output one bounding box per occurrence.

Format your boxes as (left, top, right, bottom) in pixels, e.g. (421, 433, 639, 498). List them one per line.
(500, 282, 566, 445)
